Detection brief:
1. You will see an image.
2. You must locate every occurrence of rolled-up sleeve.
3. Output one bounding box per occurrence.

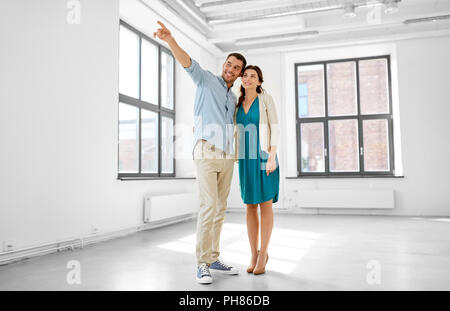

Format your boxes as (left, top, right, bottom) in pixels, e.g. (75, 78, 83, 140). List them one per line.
(184, 58, 208, 86)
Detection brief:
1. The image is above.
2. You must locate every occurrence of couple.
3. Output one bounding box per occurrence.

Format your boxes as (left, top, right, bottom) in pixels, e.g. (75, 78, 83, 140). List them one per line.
(154, 21, 279, 284)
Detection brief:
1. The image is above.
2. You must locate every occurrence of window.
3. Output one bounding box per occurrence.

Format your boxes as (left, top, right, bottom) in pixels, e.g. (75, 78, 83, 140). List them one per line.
(118, 21, 175, 178)
(295, 56, 394, 177)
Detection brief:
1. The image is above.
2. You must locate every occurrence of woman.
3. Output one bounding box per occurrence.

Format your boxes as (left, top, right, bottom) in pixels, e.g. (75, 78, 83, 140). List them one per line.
(234, 65, 280, 275)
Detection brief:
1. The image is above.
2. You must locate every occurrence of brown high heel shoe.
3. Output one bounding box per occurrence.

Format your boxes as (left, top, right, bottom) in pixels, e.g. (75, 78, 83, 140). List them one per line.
(253, 252, 269, 275)
(247, 251, 259, 273)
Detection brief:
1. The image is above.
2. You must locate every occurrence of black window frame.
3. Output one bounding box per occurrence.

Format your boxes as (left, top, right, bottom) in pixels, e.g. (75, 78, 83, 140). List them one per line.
(118, 20, 176, 179)
(295, 55, 395, 178)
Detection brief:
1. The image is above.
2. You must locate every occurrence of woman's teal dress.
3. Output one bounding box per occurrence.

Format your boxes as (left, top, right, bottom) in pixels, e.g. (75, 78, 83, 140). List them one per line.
(237, 97, 279, 204)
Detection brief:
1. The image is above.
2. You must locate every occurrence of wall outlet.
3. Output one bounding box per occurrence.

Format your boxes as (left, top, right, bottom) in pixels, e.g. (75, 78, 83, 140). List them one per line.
(2, 242, 14, 252)
(91, 226, 99, 234)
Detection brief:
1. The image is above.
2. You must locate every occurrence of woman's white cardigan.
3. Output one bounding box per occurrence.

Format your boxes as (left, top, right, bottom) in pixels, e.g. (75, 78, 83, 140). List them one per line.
(233, 92, 280, 162)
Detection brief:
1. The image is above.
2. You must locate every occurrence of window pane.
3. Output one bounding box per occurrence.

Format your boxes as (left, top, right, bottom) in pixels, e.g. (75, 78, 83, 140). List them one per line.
(359, 58, 389, 115)
(141, 39, 159, 105)
(329, 119, 359, 172)
(297, 65, 325, 118)
(141, 109, 158, 173)
(363, 119, 390, 171)
(161, 116, 174, 173)
(119, 103, 139, 173)
(119, 26, 139, 98)
(161, 52, 174, 110)
(327, 62, 357, 116)
(300, 123, 325, 173)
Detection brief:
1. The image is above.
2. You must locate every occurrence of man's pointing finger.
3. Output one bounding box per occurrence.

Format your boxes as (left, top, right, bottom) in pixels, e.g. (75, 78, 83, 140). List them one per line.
(157, 20, 167, 29)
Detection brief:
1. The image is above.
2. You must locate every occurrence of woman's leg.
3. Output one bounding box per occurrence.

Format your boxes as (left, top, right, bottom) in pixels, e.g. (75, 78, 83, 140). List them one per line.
(246, 204, 259, 272)
(254, 199, 273, 273)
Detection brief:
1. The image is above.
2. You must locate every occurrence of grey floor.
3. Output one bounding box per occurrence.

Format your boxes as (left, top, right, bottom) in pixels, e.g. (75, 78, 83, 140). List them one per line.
(1, 212, 450, 291)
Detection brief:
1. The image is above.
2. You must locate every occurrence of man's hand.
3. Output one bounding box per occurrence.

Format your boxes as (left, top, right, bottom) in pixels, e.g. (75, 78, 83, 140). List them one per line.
(153, 21, 172, 42)
(152, 20, 191, 68)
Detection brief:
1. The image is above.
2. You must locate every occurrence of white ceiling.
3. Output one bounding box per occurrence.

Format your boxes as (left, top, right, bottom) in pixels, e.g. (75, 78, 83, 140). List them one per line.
(143, 0, 450, 53)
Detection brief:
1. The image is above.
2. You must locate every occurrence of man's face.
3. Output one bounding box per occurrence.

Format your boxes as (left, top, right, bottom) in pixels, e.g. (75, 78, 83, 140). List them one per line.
(222, 56, 244, 85)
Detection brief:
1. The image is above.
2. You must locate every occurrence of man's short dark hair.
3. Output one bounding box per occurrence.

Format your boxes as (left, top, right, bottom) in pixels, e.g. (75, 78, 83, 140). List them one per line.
(226, 53, 247, 73)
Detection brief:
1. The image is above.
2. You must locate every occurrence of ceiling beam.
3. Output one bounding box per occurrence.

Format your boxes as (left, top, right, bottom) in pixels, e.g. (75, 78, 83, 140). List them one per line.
(207, 0, 400, 25)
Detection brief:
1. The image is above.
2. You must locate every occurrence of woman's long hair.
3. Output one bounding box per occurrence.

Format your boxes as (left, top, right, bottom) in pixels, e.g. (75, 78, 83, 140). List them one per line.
(237, 65, 264, 108)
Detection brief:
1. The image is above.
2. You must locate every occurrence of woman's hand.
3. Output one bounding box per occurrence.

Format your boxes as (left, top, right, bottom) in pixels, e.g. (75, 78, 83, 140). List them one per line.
(266, 151, 277, 176)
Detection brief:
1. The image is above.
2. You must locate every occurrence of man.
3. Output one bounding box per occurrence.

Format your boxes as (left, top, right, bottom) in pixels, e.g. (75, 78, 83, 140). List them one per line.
(153, 21, 246, 284)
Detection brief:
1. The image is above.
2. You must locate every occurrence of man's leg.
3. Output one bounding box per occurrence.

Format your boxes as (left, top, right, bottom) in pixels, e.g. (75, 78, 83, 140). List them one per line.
(194, 143, 220, 265)
(210, 158, 235, 262)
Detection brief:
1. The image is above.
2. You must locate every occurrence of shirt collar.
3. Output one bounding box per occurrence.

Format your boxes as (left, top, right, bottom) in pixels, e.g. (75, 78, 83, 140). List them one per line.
(218, 75, 233, 90)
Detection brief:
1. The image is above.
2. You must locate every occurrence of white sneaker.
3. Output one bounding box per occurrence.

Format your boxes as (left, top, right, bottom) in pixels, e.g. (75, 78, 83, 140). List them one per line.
(196, 263, 213, 284)
(209, 258, 239, 275)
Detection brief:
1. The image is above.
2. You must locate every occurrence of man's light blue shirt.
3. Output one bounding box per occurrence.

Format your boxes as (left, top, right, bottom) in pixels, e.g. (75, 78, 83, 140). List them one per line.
(185, 59, 236, 156)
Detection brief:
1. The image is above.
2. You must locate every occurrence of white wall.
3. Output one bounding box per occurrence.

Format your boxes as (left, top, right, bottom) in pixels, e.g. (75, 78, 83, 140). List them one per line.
(225, 35, 450, 216)
(0, 0, 217, 250)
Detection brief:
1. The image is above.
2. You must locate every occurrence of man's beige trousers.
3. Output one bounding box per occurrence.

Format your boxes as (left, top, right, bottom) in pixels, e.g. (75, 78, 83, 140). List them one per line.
(193, 140, 235, 265)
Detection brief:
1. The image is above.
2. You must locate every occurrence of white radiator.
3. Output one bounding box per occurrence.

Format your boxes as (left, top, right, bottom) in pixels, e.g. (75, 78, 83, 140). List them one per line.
(297, 189, 395, 209)
(144, 192, 199, 222)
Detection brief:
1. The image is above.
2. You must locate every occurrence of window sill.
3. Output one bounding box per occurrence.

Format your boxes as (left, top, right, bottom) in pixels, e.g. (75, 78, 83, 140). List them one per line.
(118, 177, 196, 181)
(286, 175, 404, 179)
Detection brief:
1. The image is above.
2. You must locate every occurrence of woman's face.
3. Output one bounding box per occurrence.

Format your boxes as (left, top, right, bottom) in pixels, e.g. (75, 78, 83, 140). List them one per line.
(241, 69, 261, 90)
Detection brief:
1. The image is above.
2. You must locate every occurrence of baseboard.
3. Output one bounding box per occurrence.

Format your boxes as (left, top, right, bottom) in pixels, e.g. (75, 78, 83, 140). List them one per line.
(0, 213, 197, 266)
